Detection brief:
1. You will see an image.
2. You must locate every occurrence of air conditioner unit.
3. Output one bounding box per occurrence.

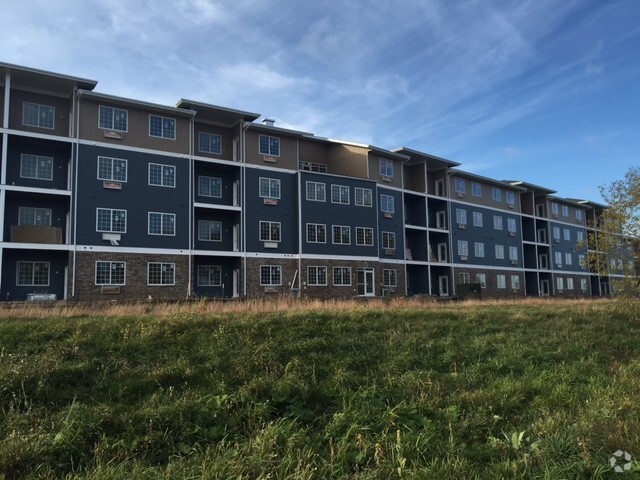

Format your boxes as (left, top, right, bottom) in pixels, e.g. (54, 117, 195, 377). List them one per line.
(103, 181, 123, 190)
(384, 249, 396, 256)
(103, 130, 123, 139)
(263, 198, 278, 206)
(509, 231, 516, 237)
(264, 242, 278, 249)
(555, 239, 560, 243)
(458, 224, 466, 229)
(101, 286, 121, 294)
(383, 212, 393, 219)
(556, 263, 562, 267)
(511, 260, 518, 265)
(553, 214, 558, 218)
(460, 255, 468, 261)
(264, 286, 278, 293)
(263, 155, 277, 163)
(512, 289, 520, 293)
(382, 176, 391, 182)
(508, 203, 515, 209)
(102, 233, 121, 246)
(457, 192, 464, 198)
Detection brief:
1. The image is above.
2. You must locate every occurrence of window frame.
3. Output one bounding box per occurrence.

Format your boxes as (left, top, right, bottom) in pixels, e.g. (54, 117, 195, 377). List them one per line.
(259, 177, 281, 199)
(198, 219, 223, 242)
(332, 225, 351, 245)
(306, 181, 326, 202)
(333, 266, 352, 286)
(497, 274, 506, 289)
(476, 273, 487, 288)
(147, 262, 176, 286)
(495, 244, 505, 260)
(471, 182, 481, 197)
(198, 176, 222, 198)
(355, 227, 374, 246)
(331, 184, 350, 205)
(506, 190, 516, 205)
(20, 154, 53, 181)
(354, 187, 373, 207)
(197, 265, 222, 287)
(259, 135, 280, 156)
(148, 212, 176, 236)
(492, 187, 502, 202)
(456, 208, 467, 225)
(382, 231, 396, 250)
(474, 242, 485, 258)
(148, 163, 176, 188)
(458, 240, 469, 257)
(22, 102, 54, 129)
(259, 221, 281, 242)
(97, 156, 128, 183)
(18, 206, 52, 226)
(98, 105, 128, 132)
(95, 261, 126, 286)
(16, 261, 50, 286)
(307, 266, 328, 286)
(96, 208, 127, 233)
(493, 215, 503, 230)
(455, 177, 465, 194)
(509, 246, 518, 261)
(198, 132, 222, 155)
(380, 194, 395, 214)
(472, 211, 483, 227)
(383, 269, 398, 287)
(306, 223, 327, 244)
(149, 115, 176, 140)
(379, 158, 394, 177)
(260, 265, 282, 286)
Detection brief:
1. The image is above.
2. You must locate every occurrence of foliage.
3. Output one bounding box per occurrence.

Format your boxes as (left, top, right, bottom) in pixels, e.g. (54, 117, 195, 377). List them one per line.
(0, 299, 639, 478)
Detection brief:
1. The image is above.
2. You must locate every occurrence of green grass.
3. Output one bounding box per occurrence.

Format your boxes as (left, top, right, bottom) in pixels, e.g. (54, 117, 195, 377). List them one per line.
(0, 300, 639, 479)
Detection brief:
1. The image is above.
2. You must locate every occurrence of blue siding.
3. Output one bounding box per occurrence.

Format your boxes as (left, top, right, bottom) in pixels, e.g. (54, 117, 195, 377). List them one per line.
(194, 162, 240, 207)
(377, 187, 404, 260)
(7, 137, 70, 191)
(1, 249, 67, 301)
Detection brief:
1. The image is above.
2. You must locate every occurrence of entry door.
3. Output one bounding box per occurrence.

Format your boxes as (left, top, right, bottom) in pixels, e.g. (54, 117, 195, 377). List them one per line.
(541, 280, 550, 296)
(439, 276, 449, 296)
(357, 268, 375, 296)
(233, 137, 239, 161)
(233, 269, 240, 297)
(233, 181, 240, 206)
(233, 224, 240, 251)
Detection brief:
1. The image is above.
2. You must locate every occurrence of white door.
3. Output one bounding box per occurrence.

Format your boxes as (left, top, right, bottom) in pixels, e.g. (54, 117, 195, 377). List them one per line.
(357, 268, 375, 296)
(233, 137, 239, 162)
(439, 276, 449, 296)
(233, 269, 240, 297)
(233, 224, 240, 252)
(233, 180, 240, 206)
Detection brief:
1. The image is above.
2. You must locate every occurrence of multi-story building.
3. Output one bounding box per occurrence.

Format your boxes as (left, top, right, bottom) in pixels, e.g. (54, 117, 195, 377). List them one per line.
(0, 62, 632, 301)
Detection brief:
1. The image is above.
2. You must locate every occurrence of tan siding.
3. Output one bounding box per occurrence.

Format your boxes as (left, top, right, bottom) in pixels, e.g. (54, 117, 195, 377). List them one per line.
(194, 123, 236, 160)
(9, 90, 72, 137)
(369, 154, 403, 187)
(299, 140, 330, 166)
(327, 144, 368, 178)
(244, 130, 298, 170)
(449, 175, 521, 212)
(404, 164, 426, 192)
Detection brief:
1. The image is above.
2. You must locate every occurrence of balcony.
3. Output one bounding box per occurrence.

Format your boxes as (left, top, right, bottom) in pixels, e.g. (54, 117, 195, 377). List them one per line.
(10, 225, 63, 244)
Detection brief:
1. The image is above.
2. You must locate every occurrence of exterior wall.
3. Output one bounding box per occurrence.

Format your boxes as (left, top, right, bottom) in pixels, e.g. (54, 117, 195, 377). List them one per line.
(369, 154, 403, 188)
(9, 89, 72, 137)
(244, 129, 298, 170)
(193, 124, 237, 161)
(448, 174, 521, 212)
(327, 144, 369, 179)
(404, 163, 426, 193)
(377, 186, 404, 261)
(1, 249, 68, 301)
(3, 192, 69, 243)
(193, 209, 240, 252)
(194, 162, 240, 207)
(6, 136, 71, 191)
(549, 221, 588, 273)
(245, 257, 298, 298)
(193, 255, 240, 298)
(454, 266, 525, 298)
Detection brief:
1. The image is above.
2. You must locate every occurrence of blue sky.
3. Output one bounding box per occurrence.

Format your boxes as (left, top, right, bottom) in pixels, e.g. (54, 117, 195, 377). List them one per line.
(1, 0, 639, 202)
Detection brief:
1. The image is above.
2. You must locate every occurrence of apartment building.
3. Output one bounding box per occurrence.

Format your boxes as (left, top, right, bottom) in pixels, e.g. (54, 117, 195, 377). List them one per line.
(0, 62, 629, 301)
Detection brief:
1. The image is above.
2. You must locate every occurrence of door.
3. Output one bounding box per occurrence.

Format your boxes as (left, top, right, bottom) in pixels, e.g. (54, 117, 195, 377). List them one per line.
(233, 224, 240, 252)
(233, 180, 240, 206)
(541, 279, 550, 296)
(233, 269, 240, 297)
(233, 137, 239, 162)
(435, 180, 445, 197)
(357, 268, 375, 296)
(439, 275, 449, 296)
(539, 253, 548, 269)
(436, 211, 446, 229)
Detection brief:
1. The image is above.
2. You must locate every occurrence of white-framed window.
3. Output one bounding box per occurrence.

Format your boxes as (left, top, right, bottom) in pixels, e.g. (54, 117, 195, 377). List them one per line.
(383, 269, 398, 287)
(459, 272, 470, 284)
(22, 102, 54, 129)
(331, 184, 350, 204)
(259, 135, 280, 156)
(581, 278, 588, 291)
(553, 226, 561, 240)
(495, 244, 505, 259)
(471, 182, 481, 197)
(565, 253, 573, 265)
(455, 177, 465, 194)
(356, 227, 374, 246)
(332, 225, 351, 245)
(492, 187, 502, 202)
(511, 275, 520, 290)
(567, 278, 574, 290)
(507, 218, 517, 234)
(506, 191, 516, 205)
(259, 221, 281, 242)
(497, 274, 506, 289)
(308, 266, 328, 286)
(551, 202, 560, 216)
(16, 261, 50, 286)
(476, 273, 486, 288)
(380, 194, 395, 214)
(493, 215, 503, 230)
(98, 156, 127, 182)
(333, 267, 352, 286)
(260, 265, 282, 286)
(380, 158, 393, 177)
(562, 205, 569, 217)
(20, 154, 53, 181)
(306, 223, 326, 243)
(148, 262, 175, 285)
(198, 132, 222, 154)
(509, 246, 518, 261)
(456, 208, 467, 225)
(576, 209, 583, 221)
(99, 106, 128, 131)
(96, 208, 126, 233)
(577, 230, 585, 243)
(555, 251, 563, 266)
(474, 242, 485, 258)
(458, 240, 469, 257)
(197, 265, 222, 286)
(556, 276, 564, 292)
(199, 176, 222, 198)
(306, 181, 326, 202)
(355, 187, 373, 207)
(382, 231, 396, 249)
(148, 212, 175, 236)
(198, 219, 222, 242)
(259, 177, 280, 199)
(473, 211, 483, 227)
(563, 228, 571, 241)
(18, 207, 51, 226)
(149, 115, 176, 139)
(95, 261, 126, 286)
(149, 163, 176, 187)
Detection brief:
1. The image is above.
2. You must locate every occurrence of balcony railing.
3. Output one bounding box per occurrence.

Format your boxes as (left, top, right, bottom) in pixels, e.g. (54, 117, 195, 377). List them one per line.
(10, 225, 63, 244)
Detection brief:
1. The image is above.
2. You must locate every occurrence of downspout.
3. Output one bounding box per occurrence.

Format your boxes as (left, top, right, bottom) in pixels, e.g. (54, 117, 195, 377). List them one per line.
(71, 90, 81, 298)
(241, 122, 248, 297)
(0, 70, 11, 295)
(187, 114, 194, 299)
(296, 138, 302, 297)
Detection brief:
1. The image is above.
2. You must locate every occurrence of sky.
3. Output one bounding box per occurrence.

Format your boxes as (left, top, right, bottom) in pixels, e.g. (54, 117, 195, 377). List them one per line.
(1, 0, 639, 203)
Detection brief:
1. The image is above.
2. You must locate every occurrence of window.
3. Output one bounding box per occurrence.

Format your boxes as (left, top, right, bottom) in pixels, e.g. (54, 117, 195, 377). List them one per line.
(16, 261, 49, 286)
(506, 191, 516, 205)
(551, 202, 560, 216)
(20, 154, 53, 181)
(95, 261, 126, 285)
(455, 177, 465, 194)
(382, 231, 396, 250)
(198, 265, 222, 286)
(507, 218, 517, 234)
(380, 194, 395, 214)
(148, 212, 175, 236)
(198, 132, 222, 154)
(331, 185, 350, 204)
(495, 244, 505, 259)
(562, 205, 569, 217)
(355, 187, 373, 207)
(567, 278, 574, 290)
(383, 269, 397, 287)
(99, 106, 128, 131)
(497, 274, 506, 289)
(98, 156, 127, 182)
(471, 182, 481, 197)
(18, 207, 51, 226)
(22, 102, 54, 129)
(332, 225, 351, 245)
(260, 265, 282, 286)
(555, 251, 562, 266)
(561, 228, 570, 241)
(199, 176, 222, 198)
(581, 278, 588, 291)
(511, 275, 520, 290)
(456, 208, 467, 226)
(493, 215, 503, 230)
(259, 178, 280, 199)
(459, 273, 470, 284)
(96, 208, 126, 233)
(149, 163, 176, 187)
(473, 211, 483, 227)
(474, 242, 485, 258)
(565, 253, 573, 265)
(308, 266, 328, 286)
(148, 262, 175, 285)
(149, 115, 176, 139)
(333, 267, 352, 286)
(579, 254, 586, 268)
(259, 135, 280, 156)
(576, 209, 583, 221)
(556, 277, 564, 291)
(553, 226, 561, 241)
(306, 181, 326, 202)
(476, 273, 486, 288)
(198, 220, 222, 242)
(492, 187, 502, 202)
(259, 221, 281, 242)
(380, 158, 393, 177)
(356, 227, 374, 246)
(306, 223, 326, 243)
(509, 246, 518, 261)
(458, 240, 469, 257)
(577, 230, 585, 243)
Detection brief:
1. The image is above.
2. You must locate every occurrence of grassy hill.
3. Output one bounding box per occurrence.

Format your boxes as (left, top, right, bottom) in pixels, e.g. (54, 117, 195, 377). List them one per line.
(0, 299, 638, 479)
